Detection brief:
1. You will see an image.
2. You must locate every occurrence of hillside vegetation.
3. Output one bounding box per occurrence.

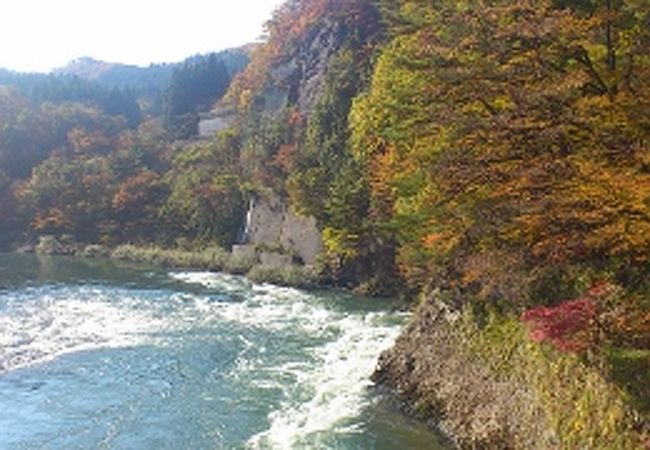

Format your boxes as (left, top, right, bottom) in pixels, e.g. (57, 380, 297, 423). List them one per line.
(0, 50, 248, 249)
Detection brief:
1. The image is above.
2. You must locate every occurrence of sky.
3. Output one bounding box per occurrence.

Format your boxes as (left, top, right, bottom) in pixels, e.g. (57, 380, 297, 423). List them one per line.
(0, 0, 286, 73)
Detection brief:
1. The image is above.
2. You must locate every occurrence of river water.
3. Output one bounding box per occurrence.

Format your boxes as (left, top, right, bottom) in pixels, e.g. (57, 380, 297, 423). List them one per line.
(0, 254, 445, 449)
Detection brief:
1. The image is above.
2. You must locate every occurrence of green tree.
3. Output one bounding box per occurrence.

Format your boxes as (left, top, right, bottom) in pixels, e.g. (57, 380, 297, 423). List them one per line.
(163, 130, 245, 246)
(163, 54, 231, 140)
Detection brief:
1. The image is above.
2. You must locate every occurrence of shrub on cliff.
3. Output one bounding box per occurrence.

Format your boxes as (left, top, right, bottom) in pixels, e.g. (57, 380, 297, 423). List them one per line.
(522, 298, 597, 353)
(35, 235, 77, 255)
(468, 310, 648, 449)
(522, 282, 650, 353)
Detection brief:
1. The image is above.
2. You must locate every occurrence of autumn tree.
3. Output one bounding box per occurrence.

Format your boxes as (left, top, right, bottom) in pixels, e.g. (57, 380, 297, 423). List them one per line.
(111, 169, 168, 243)
(18, 155, 115, 241)
(351, 0, 650, 302)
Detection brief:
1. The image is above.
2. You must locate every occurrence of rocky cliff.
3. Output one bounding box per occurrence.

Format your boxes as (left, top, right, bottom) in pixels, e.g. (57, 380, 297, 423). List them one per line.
(239, 0, 379, 119)
(221, 0, 380, 273)
(217, 2, 650, 448)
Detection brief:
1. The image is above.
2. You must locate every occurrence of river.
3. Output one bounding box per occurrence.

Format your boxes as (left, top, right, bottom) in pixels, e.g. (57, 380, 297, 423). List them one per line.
(0, 254, 446, 449)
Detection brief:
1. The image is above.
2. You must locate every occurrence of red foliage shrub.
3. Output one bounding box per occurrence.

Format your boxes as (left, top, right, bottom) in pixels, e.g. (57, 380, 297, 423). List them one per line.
(521, 297, 597, 352)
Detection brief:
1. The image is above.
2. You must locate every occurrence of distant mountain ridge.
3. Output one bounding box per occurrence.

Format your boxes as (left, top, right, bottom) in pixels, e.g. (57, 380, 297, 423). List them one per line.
(55, 56, 120, 79)
(54, 48, 251, 93)
(54, 57, 174, 92)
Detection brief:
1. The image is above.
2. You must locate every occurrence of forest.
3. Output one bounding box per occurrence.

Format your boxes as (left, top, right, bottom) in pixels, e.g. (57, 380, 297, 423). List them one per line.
(0, 0, 649, 445)
(0, 49, 248, 249)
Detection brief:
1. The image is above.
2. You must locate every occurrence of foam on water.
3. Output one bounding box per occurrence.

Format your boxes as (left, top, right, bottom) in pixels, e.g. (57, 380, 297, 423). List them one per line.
(246, 313, 403, 449)
(170, 271, 408, 449)
(0, 286, 168, 372)
(0, 269, 408, 448)
(0, 272, 262, 373)
(169, 270, 252, 294)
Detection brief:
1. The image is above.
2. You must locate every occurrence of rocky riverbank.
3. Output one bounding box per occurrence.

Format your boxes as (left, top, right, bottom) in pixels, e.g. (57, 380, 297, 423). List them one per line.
(373, 291, 648, 449)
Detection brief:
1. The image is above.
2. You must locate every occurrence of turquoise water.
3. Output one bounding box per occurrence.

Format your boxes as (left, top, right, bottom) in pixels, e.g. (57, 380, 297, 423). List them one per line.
(0, 254, 445, 449)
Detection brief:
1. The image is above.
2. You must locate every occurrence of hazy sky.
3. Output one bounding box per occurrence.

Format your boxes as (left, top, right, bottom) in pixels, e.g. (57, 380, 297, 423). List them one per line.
(0, 0, 286, 73)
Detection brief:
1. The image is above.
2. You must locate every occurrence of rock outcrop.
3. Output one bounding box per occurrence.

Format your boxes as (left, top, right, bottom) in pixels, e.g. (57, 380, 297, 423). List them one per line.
(373, 296, 558, 449)
(248, 0, 380, 118)
(242, 195, 323, 266)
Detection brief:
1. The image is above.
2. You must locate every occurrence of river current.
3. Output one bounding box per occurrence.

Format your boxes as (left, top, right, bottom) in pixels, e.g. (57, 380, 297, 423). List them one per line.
(0, 254, 444, 449)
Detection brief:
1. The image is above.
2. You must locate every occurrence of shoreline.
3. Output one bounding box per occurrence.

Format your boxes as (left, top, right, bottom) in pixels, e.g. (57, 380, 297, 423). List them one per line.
(26, 240, 326, 291)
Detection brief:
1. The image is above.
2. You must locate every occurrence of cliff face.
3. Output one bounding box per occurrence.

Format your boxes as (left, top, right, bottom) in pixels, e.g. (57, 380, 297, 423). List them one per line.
(243, 195, 323, 265)
(235, 0, 380, 118)
(257, 19, 343, 117)
(219, 1, 650, 448)
(223, 0, 381, 271)
(213, 1, 650, 447)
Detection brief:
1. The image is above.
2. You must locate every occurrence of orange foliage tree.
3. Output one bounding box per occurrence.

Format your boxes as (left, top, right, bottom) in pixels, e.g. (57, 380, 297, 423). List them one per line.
(351, 0, 650, 303)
